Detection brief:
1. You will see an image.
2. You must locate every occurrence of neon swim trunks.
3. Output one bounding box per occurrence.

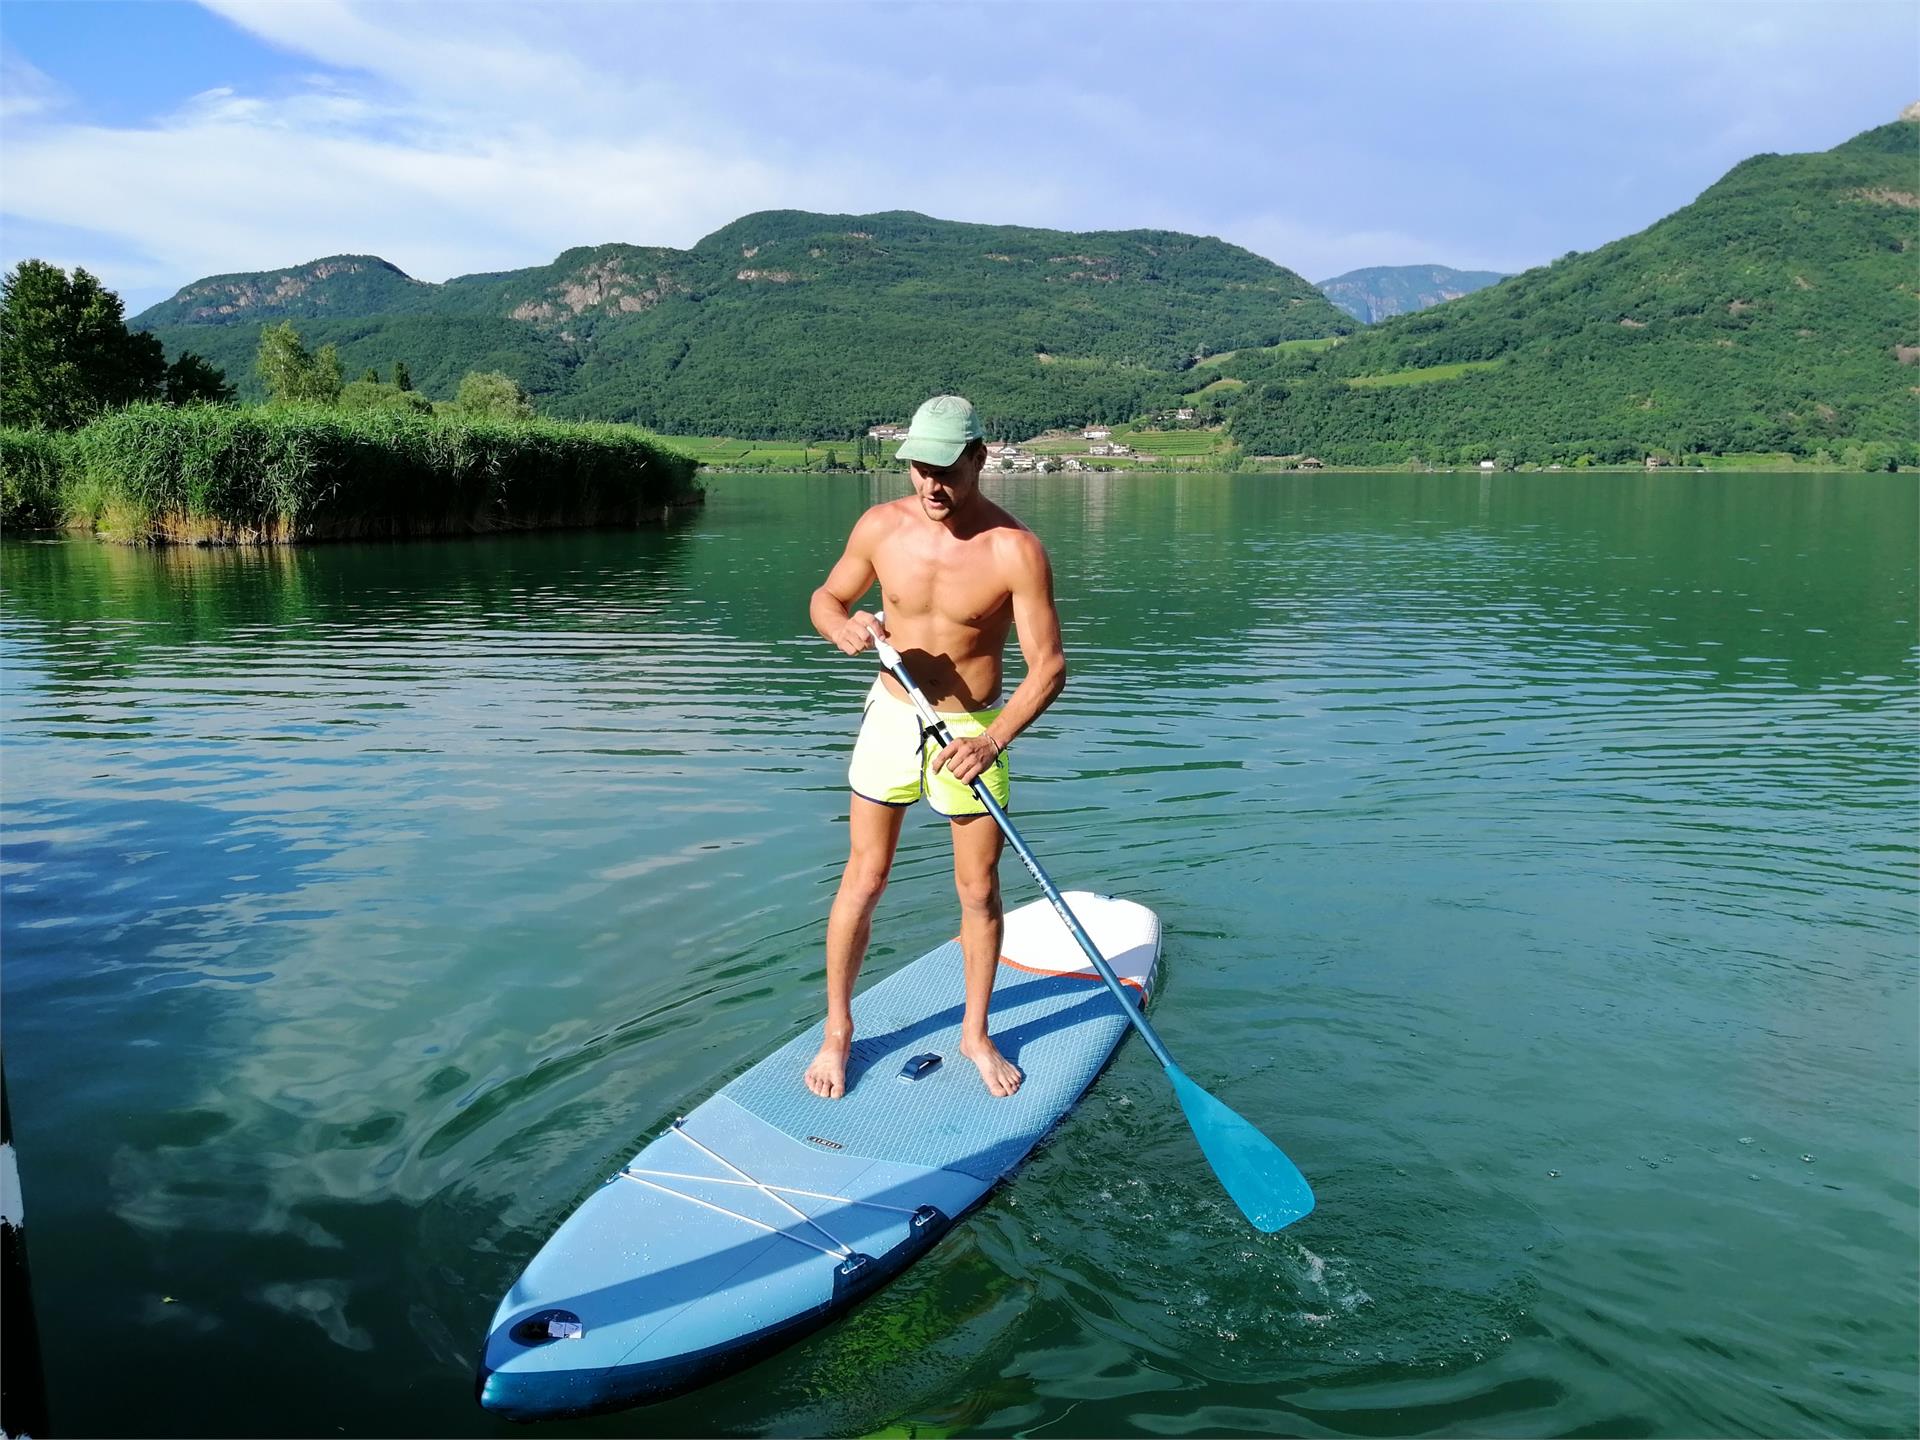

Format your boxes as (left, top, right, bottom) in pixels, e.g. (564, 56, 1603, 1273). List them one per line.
(848, 677, 1010, 817)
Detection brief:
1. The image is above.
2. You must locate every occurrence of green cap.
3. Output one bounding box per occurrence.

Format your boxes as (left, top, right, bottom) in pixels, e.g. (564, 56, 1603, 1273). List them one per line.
(894, 394, 984, 467)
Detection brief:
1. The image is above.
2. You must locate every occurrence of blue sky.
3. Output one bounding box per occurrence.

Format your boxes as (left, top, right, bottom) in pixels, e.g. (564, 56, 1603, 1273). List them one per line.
(2, 0, 1913, 315)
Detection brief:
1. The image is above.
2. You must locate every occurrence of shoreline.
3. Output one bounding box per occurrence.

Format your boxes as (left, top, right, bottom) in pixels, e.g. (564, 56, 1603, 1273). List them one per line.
(695, 462, 1906, 477)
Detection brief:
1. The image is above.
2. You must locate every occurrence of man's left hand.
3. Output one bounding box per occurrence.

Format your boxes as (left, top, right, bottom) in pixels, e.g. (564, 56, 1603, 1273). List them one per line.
(932, 734, 1000, 785)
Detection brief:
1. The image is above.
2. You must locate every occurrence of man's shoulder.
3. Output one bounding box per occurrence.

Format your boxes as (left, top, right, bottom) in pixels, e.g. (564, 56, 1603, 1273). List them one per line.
(986, 507, 1046, 556)
(849, 498, 916, 546)
(984, 510, 1051, 583)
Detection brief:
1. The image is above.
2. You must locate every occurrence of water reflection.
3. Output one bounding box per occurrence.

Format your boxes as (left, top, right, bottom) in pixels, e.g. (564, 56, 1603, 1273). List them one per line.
(2, 474, 1914, 1438)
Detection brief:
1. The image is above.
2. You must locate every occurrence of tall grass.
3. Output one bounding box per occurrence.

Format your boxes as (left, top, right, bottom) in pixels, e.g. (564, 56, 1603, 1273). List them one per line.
(0, 428, 77, 531)
(51, 405, 700, 543)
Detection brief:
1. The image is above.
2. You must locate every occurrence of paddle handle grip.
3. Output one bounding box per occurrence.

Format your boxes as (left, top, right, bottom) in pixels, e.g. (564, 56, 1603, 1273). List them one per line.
(865, 627, 1173, 1069)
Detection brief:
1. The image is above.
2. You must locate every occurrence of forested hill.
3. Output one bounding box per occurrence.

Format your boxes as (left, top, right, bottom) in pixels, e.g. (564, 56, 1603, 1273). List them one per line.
(132, 255, 431, 326)
(1314, 265, 1508, 323)
(134, 211, 1353, 437)
(1226, 115, 1920, 466)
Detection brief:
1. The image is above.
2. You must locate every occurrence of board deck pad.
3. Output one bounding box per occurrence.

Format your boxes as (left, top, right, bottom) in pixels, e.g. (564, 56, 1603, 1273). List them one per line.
(476, 892, 1160, 1421)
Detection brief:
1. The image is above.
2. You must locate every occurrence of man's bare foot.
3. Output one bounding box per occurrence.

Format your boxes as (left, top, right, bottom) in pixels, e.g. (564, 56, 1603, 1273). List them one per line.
(805, 1032, 852, 1099)
(958, 1035, 1023, 1098)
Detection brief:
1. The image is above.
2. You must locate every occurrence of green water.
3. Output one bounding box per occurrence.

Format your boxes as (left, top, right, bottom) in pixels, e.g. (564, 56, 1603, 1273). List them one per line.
(2, 472, 1915, 1438)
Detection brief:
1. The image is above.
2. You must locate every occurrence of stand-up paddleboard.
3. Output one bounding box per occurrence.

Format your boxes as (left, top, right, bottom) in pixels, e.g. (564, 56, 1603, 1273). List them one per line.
(476, 891, 1160, 1422)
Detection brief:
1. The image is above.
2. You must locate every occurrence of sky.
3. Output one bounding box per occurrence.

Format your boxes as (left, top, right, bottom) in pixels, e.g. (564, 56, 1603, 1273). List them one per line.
(1, 0, 1914, 316)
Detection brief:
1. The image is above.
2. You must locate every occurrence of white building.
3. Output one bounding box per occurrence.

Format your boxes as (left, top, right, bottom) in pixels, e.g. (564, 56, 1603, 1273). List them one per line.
(1478, 459, 1496, 471)
(1175, 407, 1195, 421)
(1083, 426, 1111, 440)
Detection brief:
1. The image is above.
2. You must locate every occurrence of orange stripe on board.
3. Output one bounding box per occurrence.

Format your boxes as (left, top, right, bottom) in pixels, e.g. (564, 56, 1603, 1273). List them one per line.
(1000, 954, 1147, 995)
(948, 937, 1147, 995)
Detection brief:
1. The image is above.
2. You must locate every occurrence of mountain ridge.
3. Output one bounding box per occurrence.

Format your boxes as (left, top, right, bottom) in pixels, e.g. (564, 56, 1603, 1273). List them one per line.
(1224, 116, 1920, 464)
(1313, 264, 1508, 324)
(134, 210, 1354, 436)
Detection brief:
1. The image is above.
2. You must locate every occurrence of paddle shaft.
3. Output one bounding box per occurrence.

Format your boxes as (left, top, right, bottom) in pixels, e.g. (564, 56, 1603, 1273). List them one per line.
(866, 630, 1175, 1070)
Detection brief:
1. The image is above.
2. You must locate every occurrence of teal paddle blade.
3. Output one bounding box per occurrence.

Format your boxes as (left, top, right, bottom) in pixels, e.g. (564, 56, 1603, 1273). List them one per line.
(1167, 1065, 1315, 1233)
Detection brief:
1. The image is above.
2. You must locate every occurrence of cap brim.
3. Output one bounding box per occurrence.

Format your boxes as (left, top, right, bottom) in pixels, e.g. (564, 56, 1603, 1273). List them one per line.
(894, 436, 967, 467)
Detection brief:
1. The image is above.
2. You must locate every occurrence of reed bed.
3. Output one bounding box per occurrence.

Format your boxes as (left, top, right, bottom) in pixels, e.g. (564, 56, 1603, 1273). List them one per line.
(0, 428, 77, 531)
(5, 406, 700, 543)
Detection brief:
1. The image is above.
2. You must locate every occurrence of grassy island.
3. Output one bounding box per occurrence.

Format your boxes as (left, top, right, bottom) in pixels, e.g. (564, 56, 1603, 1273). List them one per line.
(1, 405, 700, 543)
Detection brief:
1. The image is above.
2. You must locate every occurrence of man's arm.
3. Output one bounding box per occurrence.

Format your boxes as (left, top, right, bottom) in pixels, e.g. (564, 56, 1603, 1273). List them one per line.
(810, 508, 889, 654)
(935, 531, 1065, 785)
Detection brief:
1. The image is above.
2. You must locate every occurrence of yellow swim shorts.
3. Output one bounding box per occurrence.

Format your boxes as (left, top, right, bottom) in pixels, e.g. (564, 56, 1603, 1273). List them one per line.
(848, 677, 1011, 817)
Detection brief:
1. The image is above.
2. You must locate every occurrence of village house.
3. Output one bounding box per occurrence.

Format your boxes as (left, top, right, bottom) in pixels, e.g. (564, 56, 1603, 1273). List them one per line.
(1478, 459, 1497, 471)
(1175, 407, 1195, 421)
(1088, 443, 1113, 456)
(1299, 456, 1324, 469)
(868, 424, 905, 440)
(1083, 426, 1111, 440)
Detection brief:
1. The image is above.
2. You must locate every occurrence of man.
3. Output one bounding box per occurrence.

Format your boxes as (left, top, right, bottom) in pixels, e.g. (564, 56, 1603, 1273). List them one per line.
(806, 394, 1065, 1100)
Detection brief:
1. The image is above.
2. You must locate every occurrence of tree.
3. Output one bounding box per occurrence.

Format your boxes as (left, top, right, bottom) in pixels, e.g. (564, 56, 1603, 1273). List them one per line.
(393, 360, 413, 392)
(340, 379, 432, 414)
(164, 351, 236, 406)
(454, 370, 535, 420)
(0, 259, 168, 429)
(256, 322, 343, 405)
(360, 367, 380, 383)
(312, 344, 345, 404)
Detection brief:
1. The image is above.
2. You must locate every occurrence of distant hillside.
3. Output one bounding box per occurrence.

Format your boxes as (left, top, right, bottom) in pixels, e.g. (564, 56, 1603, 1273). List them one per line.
(1228, 115, 1920, 465)
(133, 255, 431, 326)
(135, 212, 1353, 437)
(1314, 265, 1508, 323)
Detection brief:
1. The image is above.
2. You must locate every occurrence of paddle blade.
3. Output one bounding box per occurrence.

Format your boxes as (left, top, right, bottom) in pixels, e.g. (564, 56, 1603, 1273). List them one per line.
(1167, 1066, 1315, 1233)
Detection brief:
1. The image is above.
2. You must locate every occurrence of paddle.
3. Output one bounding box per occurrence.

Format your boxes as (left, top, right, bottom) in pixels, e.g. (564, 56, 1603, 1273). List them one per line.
(860, 621, 1315, 1233)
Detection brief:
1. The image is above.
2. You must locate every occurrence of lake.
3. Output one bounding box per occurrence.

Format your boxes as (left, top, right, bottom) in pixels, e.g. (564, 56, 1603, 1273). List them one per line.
(2, 471, 1915, 1438)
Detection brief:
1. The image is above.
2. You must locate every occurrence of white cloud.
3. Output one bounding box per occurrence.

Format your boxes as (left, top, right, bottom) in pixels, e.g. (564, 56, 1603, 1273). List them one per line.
(0, 2, 872, 299)
(0, 0, 1126, 301)
(0, 43, 66, 120)
(3, 104, 835, 289)
(2, 0, 1911, 308)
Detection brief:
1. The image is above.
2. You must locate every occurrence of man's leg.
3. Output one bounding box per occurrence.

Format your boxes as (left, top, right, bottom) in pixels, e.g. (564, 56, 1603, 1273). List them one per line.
(806, 795, 906, 1098)
(951, 813, 1022, 1097)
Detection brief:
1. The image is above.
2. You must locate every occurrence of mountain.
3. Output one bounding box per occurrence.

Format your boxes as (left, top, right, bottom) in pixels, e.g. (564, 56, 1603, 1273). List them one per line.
(132, 255, 431, 326)
(1314, 265, 1508, 323)
(134, 211, 1354, 438)
(1227, 114, 1920, 465)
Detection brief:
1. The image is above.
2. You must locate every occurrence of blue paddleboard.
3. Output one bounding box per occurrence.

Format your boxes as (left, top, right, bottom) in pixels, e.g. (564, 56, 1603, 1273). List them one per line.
(476, 891, 1160, 1421)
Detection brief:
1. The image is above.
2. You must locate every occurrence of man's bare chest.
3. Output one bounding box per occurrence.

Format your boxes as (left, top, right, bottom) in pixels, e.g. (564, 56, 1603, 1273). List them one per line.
(874, 542, 1011, 627)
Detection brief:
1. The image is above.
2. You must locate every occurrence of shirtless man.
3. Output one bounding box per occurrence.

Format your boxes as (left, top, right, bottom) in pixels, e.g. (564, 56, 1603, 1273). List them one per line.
(805, 394, 1065, 1100)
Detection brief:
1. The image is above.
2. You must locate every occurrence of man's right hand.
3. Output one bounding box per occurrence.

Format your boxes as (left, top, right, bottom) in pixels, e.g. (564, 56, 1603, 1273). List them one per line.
(831, 611, 887, 656)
